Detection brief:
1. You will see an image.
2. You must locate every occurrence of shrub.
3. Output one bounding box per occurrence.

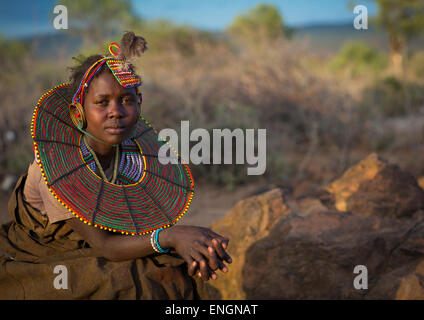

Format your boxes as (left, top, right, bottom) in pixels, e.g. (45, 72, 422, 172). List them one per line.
(360, 76, 424, 117)
(331, 42, 387, 77)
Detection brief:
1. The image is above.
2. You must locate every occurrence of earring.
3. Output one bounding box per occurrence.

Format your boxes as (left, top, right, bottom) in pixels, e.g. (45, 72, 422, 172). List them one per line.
(69, 102, 87, 129)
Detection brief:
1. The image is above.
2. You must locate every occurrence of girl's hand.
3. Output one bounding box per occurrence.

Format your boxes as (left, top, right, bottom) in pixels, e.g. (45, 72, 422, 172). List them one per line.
(160, 226, 232, 281)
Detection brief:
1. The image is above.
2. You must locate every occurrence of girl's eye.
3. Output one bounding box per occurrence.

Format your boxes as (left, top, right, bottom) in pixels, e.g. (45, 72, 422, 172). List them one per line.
(123, 97, 136, 105)
(96, 100, 108, 106)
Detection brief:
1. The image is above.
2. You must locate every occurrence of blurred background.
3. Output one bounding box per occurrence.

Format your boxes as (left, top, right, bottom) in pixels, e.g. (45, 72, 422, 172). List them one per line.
(0, 0, 423, 226)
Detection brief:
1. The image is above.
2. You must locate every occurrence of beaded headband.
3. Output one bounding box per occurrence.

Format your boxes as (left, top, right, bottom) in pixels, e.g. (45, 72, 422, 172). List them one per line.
(71, 42, 142, 105)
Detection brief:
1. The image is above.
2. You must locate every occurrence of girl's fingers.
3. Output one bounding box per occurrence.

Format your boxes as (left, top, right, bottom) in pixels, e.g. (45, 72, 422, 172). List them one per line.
(204, 231, 230, 253)
(198, 259, 210, 281)
(182, 254, 197, 276)
(205, 230, 229, 246)
(207, 246, 220, 271)
(193, 241, 221, 272)
(211, 271, 218, 280)
(200, 235, 230, 264)
(210, 238, 226, 259)
(212, 238, 232, 264)
(190, 249, 210, 281)
(189, 261, 198, 276)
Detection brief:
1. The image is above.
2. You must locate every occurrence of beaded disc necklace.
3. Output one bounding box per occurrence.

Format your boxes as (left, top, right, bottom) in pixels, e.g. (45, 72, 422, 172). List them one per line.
(83, 135, 119, 184)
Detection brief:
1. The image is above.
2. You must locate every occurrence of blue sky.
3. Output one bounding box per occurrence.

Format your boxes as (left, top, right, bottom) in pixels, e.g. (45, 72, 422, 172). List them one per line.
(0, 0, 377, 38)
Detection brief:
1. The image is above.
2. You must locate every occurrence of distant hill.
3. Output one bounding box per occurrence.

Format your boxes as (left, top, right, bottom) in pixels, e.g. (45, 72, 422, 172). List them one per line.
(19, 32, 82, 59)
(293, 23, 424, 55)
(17, 23, 424, 59)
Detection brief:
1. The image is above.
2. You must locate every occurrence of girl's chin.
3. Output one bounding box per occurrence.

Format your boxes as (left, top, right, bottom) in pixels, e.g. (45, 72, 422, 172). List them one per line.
(104, 135, 128, 145)
(86, 128, 133, 145)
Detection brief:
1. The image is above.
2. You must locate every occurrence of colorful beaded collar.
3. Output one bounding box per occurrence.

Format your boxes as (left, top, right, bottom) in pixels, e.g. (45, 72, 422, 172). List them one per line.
(31, 82, 194, 235)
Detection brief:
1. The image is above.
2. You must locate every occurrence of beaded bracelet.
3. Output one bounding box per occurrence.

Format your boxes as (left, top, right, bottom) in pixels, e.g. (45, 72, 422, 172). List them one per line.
(154, 228, 170, 253)
(150, 230, 161, 253)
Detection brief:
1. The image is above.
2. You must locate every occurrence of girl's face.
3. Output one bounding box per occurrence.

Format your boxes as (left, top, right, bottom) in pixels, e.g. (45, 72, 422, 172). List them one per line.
(83, 71, 140, 150)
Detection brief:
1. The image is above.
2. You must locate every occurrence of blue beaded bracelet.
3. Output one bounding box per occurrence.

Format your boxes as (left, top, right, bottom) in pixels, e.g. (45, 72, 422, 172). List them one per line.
(155, 228, 170, 253)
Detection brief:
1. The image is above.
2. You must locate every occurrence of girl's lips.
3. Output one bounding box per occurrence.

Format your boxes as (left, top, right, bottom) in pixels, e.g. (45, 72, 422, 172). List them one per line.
(105, 127, 126, 134)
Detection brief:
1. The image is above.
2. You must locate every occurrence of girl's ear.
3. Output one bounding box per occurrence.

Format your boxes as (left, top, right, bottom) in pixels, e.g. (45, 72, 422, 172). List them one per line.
(69, 104, 78, 116)
(68, 103, 86, 128)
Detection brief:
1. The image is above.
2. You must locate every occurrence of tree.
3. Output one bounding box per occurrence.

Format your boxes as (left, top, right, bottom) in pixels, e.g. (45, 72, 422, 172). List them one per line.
(351, 0, 424, 75)
(227, 4, 289, 46)
(376, 0, 424, 75)
(56, 0, 141, 46)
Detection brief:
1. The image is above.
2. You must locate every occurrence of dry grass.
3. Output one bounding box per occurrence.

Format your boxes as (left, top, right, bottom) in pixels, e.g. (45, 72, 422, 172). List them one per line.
(0, 33, 423, 192)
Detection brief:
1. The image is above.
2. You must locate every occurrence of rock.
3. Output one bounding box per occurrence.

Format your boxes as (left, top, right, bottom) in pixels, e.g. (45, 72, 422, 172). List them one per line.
(290, 196, 328, 217)
(207, 153, 424, 299)
(1, 175, 16, 192)
(5, 131, 15, 142)
(417, 176, 424, 191)
(320, 153, 424, 218)
(243, 210, 424, 299)
(292, 180, 319, 198)
(394, 261, 424, 299)
(208, 188, 291, 299)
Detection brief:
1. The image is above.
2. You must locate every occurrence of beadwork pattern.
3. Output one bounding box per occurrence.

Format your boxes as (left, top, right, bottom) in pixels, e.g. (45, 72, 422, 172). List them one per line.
(106, 59, 142, 88)
(31, 84, 194, 235)
(71, 56, 141, 105)
(80, 137, 144, 184)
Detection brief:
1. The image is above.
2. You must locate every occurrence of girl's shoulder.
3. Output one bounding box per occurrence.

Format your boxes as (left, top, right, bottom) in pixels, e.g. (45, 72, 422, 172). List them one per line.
(24, 159, 74, 224)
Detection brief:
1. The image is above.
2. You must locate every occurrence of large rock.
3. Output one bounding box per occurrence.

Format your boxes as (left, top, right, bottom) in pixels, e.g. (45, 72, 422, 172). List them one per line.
(208, 188, 291, 299)
(208, 153, 424, 299)
(243, 210, 424, 299)
(320, 153, 424, 218)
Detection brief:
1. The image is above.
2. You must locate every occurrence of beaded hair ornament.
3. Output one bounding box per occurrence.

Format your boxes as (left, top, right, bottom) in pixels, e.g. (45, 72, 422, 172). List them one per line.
(72, 42, 142, 106)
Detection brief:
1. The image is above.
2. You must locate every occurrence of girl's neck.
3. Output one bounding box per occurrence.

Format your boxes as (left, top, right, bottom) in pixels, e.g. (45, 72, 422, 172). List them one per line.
(84, 135, 118, 170)
(84, 135, 115, 158)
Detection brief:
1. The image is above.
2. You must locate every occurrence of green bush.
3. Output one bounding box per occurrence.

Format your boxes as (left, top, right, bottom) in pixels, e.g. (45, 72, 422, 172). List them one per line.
(331, 42, 387, 77)
(360, 76, 424, 117)
(227, 4, 288, 45)
(409, 51, 424, 78)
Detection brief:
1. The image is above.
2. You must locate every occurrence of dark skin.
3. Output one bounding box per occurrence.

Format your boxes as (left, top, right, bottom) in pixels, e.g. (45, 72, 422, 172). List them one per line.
(68, 71, 232, 281)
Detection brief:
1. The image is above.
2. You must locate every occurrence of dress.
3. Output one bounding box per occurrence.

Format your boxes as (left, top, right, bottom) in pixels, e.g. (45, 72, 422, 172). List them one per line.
(0, 159, 209, 299)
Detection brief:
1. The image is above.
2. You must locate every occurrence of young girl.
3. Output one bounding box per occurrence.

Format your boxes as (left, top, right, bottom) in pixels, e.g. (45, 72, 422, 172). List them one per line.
(0, 32, 231, 299)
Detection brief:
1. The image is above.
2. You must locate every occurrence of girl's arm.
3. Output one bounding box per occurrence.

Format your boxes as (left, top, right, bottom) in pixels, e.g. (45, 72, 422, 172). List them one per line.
(66, 218, 232, 280)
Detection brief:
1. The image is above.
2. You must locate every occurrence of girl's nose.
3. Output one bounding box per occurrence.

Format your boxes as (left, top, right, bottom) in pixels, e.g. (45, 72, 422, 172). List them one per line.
(108, 100, 125, 118)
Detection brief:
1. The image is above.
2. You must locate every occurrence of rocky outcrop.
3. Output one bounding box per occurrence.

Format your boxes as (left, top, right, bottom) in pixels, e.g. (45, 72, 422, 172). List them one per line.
(208, 153, 424, 299)
(208, 188, 291, 299)
(320, 153, 424, 218)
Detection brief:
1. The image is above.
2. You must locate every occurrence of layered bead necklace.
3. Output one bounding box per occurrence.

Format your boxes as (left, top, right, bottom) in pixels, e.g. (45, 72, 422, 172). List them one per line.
(83, 135, 120, 184)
